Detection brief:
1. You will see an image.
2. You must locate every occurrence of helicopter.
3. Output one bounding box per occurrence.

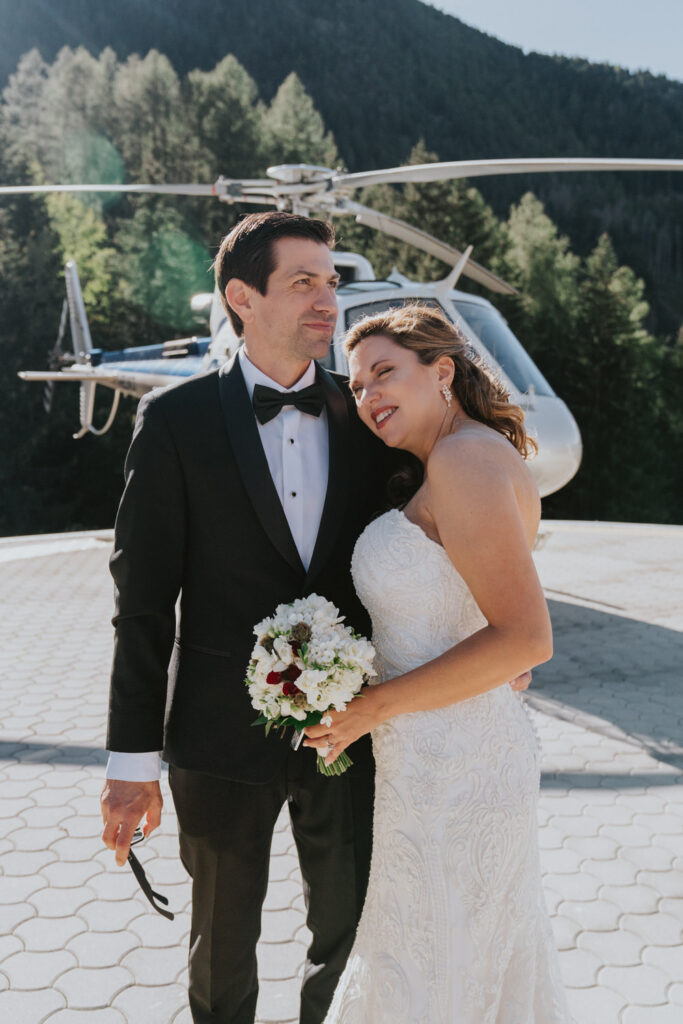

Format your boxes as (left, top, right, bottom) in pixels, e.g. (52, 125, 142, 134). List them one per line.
(5, 155, 683, 497)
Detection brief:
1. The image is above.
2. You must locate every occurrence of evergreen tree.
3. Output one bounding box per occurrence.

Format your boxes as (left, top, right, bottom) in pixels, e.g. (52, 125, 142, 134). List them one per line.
(45, 194, 116, 321)
(339, 141, 508, 286)
(263, 72, 338, 167)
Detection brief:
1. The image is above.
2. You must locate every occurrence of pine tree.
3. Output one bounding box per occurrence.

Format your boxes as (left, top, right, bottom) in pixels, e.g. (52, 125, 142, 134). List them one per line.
(263, 72, 338, 168)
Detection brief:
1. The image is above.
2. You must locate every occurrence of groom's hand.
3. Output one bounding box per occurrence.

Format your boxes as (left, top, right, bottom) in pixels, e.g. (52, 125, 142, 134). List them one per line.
(100, 779, 163, 867)
(509, 670, 532, 691)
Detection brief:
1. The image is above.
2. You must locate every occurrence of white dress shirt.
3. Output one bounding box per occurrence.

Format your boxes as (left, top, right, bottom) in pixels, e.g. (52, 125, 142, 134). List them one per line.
(106, 349, 330, 781)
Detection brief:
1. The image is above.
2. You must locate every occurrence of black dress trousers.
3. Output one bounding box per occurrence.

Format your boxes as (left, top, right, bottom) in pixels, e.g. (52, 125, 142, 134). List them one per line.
(169, 742, 374, 1024)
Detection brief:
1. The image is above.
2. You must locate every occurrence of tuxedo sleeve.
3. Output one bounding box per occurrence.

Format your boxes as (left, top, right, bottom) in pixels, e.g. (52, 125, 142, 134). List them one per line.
(106, 393, 186, 752)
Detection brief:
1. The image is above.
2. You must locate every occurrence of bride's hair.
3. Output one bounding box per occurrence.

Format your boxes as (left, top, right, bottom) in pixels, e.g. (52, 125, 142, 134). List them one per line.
(344, 303, 536, 459)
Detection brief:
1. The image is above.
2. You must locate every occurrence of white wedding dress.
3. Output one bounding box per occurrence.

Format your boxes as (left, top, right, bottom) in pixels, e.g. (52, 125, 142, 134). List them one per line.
(324, 509, 570, 1024)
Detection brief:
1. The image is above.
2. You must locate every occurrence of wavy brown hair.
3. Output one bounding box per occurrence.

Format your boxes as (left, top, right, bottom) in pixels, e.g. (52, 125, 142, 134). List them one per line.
(344, 303, 536, 459)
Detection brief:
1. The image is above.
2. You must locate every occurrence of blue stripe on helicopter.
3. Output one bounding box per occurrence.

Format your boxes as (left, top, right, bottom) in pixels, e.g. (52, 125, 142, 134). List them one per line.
(102, 358, 205, 377)
(94, 338, 211, 364)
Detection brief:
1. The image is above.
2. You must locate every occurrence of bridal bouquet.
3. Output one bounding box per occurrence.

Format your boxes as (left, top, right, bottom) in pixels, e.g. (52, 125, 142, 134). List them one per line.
(245, 594, 376, 775)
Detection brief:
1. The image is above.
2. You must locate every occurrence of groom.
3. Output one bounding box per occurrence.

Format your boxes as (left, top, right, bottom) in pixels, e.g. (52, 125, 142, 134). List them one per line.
(100, 212, 400, 1024)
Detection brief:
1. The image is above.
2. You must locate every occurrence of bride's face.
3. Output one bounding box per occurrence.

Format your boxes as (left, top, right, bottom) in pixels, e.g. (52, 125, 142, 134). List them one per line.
(348, 333, 450, 454)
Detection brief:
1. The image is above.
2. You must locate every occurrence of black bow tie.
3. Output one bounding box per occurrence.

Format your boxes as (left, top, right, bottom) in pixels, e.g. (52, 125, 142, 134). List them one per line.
(252, 382, 325, 425)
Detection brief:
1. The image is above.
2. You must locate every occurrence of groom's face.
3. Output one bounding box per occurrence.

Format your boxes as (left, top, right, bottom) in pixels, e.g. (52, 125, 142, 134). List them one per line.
(246, 238, 340, 364)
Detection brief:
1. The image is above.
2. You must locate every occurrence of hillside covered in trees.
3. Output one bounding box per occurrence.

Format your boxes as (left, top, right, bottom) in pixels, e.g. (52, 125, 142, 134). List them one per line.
(1, 0, 682, 336)
(0, 23, 681, 532)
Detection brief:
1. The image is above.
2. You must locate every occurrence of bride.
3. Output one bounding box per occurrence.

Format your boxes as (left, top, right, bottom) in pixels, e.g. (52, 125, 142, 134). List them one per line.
(304, 304, 570, 1023)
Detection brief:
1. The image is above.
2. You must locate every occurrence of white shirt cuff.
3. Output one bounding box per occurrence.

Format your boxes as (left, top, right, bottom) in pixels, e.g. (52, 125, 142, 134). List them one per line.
(106, 750, 162, 781)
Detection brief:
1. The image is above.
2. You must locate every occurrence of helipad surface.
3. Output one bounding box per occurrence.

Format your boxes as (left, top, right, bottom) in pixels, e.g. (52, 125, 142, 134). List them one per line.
(0, 520, 682, 1023)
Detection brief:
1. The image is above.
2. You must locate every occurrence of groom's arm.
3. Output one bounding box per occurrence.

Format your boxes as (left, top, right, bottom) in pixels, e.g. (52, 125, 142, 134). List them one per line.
(101, 392, 186, 862)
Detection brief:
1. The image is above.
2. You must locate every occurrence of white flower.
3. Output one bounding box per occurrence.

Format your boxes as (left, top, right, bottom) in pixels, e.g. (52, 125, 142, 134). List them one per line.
(273, 636, 294, 666)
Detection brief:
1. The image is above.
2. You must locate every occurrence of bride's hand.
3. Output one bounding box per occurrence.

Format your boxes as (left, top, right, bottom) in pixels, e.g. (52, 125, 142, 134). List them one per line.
(303, 689, 383, 766)
(509, 670, 532, 691)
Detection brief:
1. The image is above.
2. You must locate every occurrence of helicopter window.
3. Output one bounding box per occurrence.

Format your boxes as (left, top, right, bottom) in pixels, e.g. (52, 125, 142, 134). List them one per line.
(453, 301, 555, 397)
(344, 297, 442, 329)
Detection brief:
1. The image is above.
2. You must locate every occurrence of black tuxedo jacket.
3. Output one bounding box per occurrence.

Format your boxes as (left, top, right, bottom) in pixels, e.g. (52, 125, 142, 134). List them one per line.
(106, 355, 399, 783)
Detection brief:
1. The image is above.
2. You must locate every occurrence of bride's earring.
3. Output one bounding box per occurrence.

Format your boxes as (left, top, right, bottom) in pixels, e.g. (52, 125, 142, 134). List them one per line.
(441, 383, 452, 408)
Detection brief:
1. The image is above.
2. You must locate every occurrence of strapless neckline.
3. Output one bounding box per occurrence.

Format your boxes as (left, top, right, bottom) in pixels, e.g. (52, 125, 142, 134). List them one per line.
(394, 507, 449, 559)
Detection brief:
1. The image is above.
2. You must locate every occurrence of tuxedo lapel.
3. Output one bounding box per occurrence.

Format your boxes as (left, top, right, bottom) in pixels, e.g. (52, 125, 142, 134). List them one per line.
(218, 356, 305, 577)
(304, 365, 351, 587)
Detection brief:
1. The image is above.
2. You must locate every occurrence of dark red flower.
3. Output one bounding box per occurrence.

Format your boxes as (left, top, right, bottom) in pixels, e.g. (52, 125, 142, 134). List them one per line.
(285, 664, 302, 682)
(282, 680, 303, 697)
(266, 671, 282, 686)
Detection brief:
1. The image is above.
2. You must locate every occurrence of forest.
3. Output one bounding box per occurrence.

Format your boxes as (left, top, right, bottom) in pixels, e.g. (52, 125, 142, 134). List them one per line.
(0, 38, 681, 533)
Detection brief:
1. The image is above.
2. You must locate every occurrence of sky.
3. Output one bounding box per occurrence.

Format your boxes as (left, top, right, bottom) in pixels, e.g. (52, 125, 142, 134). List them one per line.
(425, 0, 682, 82)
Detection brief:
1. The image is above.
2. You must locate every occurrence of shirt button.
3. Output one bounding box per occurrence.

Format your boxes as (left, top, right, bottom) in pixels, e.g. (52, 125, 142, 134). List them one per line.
(289, 438, 295, 445)
(290, 491, 297, 498)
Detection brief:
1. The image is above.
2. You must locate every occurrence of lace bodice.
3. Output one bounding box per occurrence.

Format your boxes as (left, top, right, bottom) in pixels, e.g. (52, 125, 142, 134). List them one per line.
(352, 507, 486, 681)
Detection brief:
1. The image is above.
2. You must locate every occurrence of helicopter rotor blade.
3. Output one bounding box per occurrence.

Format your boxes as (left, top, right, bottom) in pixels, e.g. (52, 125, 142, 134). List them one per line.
(0, 178, 273, 199)
(339, 201, 517, 295)
(333, 157, 683, 190)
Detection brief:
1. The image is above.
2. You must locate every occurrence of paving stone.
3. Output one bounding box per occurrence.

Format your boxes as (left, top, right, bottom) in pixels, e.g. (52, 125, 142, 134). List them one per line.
(9, 826, 67, 851)
(31, 787, 83, 807)
(621, 1007, 683, 1024)
(0, 849, 58, 876)
(48, 835, 109, 862)
(57, 814, 105, 839)
(0, 989, 66, 1022)
(20, 805, 74, 828)
(669, 982, 683, 1006)
(550, 914, 582, 951)
(120, 945, 188, 986)
(542, 886, 565, 915)
(77, 898, 145, 931)
(29, 884, 97, 918)
(128, 910, 191, 949)
(599, 884, 660, 915)
(0, 902, 35, 934)
(539, 847, 584, 874)
(262, 879, 302, 912)
(14, 916, 87, 952)
(255, 976, 302, 1022)
(621, 911, 682, 947)
(564, 835, 618, 860)
(544, 871, 601, 902)
(88, 871, 141, 902)
(261, 908, 309, 943)
(637, 872, 683, 899)
(557, 898, 623, 932)
(599, 823, 655, 846)
(65, 930, 139, 968)
(40, 860, 104, 888)
(598, 964, 670, 1006)
(0, 874, 47, 904)
(54, 966, 134, 1008)
(2, 949, 77, 988)
(633, 813, 683, 835)
(0, 778, 46, 799)
(257, 940, 307, 981)
(42, 1009, 127, 1023)
(0, 797, 35, 818)
(578, 927, 644, 966)
(564, 983, 628, 1022)
(112, 981, 188, 1023)
(580, 857, 639, 885)
(0, 935, 24, 962)
(557, 946, 603, 988)
(540, 823, 565, 847)
(642, 944, 683, 978)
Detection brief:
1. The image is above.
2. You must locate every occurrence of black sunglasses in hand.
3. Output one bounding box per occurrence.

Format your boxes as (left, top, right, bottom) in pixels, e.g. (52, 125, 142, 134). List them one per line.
(127, 828, 175, 921)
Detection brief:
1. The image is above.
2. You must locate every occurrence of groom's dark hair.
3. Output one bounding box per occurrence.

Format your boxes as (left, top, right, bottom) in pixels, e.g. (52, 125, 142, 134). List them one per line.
(213, 212, 335, 335)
